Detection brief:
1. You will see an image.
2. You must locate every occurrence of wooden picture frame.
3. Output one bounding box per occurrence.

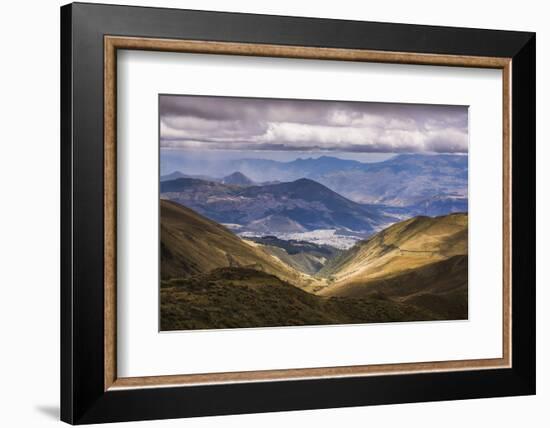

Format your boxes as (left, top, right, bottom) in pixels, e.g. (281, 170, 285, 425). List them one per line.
(61, 2, 535, 424)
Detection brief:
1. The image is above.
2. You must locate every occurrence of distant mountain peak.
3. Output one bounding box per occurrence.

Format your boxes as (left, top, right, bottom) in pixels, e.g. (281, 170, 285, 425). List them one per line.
(278, 178, 340, 196)
(221, 171, 255, 186)
(292, 177, 319, 185)
(160, 170, 186, 182)
(316, 155, 354, 162)
(291, 155, 359, 164)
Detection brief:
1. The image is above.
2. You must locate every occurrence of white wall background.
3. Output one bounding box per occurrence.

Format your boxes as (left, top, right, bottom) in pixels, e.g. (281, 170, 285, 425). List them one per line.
(0, 0, 546, 426)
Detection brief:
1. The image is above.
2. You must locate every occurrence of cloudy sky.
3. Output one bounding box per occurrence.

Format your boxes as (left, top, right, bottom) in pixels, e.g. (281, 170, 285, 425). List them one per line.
(160, 95, 468, 154)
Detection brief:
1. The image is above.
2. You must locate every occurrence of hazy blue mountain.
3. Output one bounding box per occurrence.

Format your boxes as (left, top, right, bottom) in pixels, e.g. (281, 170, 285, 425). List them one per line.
(313, 154, 467, 206)
(160, 171, 220, 182)
(160, 171, 187, 182)
(220, 171, 255, 186)
(160, 153, 468, 240)
(224, 156, 364, 183)
(161, 177, 234, 193)
(408, 195, 468, 216)
(160, 177, 395, 239)
(167, 154, 467, 208)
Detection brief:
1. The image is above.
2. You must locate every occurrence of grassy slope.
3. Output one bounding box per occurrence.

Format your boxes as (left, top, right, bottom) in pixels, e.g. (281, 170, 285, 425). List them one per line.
(161, 267, 439, 331)
(160, 199, 321, 290)
(319, 213, 467, 287)
(318, 213, 468, 319)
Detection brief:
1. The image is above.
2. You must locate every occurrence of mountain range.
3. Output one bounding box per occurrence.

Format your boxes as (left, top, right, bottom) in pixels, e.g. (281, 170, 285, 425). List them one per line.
(161, 170, 260, 186)
(161, 176, 396, 242)
(161, 154, 468, 209)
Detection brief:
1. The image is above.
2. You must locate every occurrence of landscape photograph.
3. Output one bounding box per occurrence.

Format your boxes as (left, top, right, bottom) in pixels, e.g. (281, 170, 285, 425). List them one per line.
(159, 94, 469, 331)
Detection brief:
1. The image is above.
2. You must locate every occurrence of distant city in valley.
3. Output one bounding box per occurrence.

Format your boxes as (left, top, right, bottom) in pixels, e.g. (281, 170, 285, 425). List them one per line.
(159, 95, 469, 331)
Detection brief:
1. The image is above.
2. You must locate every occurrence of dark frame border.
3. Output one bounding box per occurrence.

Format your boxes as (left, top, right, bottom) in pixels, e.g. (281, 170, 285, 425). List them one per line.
(104, 35, 513, 390)
(61, 2, 535, 424)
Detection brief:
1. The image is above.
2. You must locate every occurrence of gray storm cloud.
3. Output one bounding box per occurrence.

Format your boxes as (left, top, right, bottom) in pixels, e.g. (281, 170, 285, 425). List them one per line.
(159, 95, 468, 153)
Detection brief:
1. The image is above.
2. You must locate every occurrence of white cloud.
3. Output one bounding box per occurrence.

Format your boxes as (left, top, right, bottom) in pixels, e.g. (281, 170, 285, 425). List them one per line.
(159, 95, 468, 153)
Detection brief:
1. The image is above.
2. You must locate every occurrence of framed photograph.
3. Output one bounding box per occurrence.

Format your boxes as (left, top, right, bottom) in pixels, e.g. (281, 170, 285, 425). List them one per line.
(61, 2, 536, 424)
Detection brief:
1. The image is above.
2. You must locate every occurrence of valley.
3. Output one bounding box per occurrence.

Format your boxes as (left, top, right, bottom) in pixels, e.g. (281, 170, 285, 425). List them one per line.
(160, 197, 468, 330)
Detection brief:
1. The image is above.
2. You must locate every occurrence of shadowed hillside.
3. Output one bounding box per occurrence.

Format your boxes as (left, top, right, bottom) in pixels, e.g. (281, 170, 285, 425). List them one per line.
(161, 267, 439, 331)
(160, 199, 320, 290)
(322, 255, 468, 319)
